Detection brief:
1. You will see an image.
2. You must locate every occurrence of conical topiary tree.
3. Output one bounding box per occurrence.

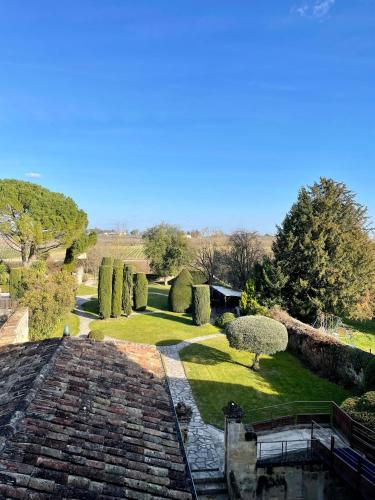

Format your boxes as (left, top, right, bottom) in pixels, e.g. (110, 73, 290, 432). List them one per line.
(133, 273, 148, 311)
(169, 269, 193, 313)
(111, 259, 123, 317)
(122, 264, 134, 316)
(98, 264, 112, 319)
(192, 285, 211, 325)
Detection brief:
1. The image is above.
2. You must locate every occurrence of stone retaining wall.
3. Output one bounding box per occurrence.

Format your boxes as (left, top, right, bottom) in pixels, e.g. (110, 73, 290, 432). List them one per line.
(0, 307, 29, 347)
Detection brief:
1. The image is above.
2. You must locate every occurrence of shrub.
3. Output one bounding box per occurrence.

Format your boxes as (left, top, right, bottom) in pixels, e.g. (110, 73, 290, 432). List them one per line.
(9, 268, 24, 299)
(20, 268, 76, 341)
(88, 330, 105, 341)
(192, 285, 211, 325)
(169, 269, 193, 313)
(122, 264, 134, 316)
(133, 273, 148, 311)
(215, 312, 236, 329)
(190, 270, 207, 285)
(101, 257, 112, 266)
(240, 279, 270, 316)
(111, 259, 123, 318)
(0, 262, 9, 285)
(98, 265, 112, 319)
(226, 315, 288, 370)
(341, 392, 375, 429)
(364, 358, 375, 391)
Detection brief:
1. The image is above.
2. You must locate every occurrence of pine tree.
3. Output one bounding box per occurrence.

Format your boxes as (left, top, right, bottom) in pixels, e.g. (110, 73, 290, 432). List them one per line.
(111, 259, 123, 317)
(273, 178, 375, 321)
(122, 264, 134, 316)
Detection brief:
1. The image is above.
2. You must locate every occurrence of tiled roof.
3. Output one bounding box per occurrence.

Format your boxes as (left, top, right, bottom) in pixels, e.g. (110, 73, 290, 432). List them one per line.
(0, 338, 193, 499)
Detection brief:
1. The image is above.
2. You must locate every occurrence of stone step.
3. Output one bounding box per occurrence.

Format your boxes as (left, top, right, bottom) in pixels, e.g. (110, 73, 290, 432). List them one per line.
(195, 479, 228, 497)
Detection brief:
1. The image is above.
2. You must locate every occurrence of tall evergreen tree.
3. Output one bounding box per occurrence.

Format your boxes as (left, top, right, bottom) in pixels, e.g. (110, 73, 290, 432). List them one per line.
(122, 264, 134, 316)
(273, 178, 375, 321)
(111, 259, 123, 318)
(169, 269, 193, 313)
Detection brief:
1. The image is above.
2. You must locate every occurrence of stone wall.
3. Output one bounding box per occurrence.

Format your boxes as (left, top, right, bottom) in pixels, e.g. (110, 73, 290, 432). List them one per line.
(271, 308, 373, 390)
(0, 307, 29, 347)
(224, 411, 354, 499)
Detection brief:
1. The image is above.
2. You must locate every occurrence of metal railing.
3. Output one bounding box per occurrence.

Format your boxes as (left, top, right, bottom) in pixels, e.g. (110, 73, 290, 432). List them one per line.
(257, 439, 314, 464)
(248, 400, 332, 430)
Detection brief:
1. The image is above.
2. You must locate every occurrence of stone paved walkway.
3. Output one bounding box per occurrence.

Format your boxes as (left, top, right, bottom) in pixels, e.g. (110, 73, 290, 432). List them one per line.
(75, 295, 98, 337)
(159, 334, 225, 474)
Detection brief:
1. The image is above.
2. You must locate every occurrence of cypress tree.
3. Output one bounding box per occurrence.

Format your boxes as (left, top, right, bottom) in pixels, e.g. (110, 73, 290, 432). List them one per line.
(98, 264, 112, 319)
(101, 257, 112, 266)
(133, 273, 148, 311)
(9, 268, 24, 299)
(192, 285, 211, 325)
(122, 264, 134, 316)
(169, 269, 193, 313)
(273, 178, 375, 321)
(111, 259, 123, 317)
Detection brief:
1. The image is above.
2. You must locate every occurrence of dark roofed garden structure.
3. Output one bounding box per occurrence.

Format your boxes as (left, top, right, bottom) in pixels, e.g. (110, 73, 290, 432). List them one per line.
(0, 338, 194, 499)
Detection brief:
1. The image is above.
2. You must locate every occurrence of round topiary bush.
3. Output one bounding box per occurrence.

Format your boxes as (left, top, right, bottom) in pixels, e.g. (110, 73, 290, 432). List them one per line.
(133, 272, 148, 311)
(192, 285, 211, 325)
(226, 315, 288, 370)
(341, 391, 375, 429)
(364, 358, 375, 391)
(215, 312, 236, 329)
(88, 330, 105, 341)
(169, 269, 193, 313)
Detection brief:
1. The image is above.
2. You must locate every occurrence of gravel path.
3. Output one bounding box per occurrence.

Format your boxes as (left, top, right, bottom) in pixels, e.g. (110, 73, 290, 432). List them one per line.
(159, 334, 225, 474)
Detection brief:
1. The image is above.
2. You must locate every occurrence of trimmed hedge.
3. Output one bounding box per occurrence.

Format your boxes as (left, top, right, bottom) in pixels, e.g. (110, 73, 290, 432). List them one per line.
(98, 265, 112, 319)
(192, 285, 211, 325)
(111, 259, 123, 318)
(271, 307, 374, 390)
(88, 330, 105, 341)
(215, 312, 236, 329)
(133, 273, 148, 311)
(122, 264, 134, 316)
(9, 268, 24, 299)
(101, 257, 112, 266)
(341, 391, 375, 429)
(169, 269, 193, 313)
(364, 358, 375, 392)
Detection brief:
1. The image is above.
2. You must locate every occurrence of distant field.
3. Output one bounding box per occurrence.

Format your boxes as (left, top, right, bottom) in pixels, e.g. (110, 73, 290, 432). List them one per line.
(102, 244, 145, 260)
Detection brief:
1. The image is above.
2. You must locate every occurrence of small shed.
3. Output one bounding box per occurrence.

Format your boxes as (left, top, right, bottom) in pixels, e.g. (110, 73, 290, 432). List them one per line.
(210, 285, 242, 312)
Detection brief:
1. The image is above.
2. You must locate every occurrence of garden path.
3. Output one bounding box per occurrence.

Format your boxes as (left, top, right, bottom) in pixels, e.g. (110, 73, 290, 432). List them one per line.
(159, 334, 225, 476)
(75, 295, 96, 337)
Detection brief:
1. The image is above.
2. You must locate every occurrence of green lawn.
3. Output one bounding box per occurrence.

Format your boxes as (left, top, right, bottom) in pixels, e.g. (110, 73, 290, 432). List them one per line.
(180, 335, 350, 429)
(147, 284, 170, 311)
(50, 312, 80, 338)
(76, 284, 97, 297)
(339, 319, 375, 353)
(90, 310, 219, 346)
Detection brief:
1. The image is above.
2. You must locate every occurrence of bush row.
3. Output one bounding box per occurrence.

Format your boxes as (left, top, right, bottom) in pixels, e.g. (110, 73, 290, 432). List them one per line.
(271, 307, 374, 390)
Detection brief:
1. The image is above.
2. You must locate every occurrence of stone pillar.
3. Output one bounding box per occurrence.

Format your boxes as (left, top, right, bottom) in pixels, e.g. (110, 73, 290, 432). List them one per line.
(223, 401, 257, 499)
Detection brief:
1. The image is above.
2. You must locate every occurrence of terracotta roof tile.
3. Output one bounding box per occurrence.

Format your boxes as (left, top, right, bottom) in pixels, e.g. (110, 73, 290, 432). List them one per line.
(0, 338, 193, 499)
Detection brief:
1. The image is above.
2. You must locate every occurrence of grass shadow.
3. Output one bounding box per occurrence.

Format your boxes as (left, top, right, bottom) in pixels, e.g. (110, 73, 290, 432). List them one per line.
(180, 342, 250, 368)
(149, 311, 194, 326)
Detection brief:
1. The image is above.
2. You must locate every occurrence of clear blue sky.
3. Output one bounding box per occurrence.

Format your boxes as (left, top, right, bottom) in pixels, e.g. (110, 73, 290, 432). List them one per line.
(0, 1, 374, 232)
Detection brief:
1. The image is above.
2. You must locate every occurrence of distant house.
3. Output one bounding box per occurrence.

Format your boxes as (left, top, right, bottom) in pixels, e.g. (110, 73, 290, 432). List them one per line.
(0, 338, 194, 499)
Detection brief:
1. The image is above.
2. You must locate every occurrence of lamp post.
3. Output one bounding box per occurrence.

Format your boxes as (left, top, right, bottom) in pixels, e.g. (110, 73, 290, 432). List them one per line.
(63, 324, 70, 337)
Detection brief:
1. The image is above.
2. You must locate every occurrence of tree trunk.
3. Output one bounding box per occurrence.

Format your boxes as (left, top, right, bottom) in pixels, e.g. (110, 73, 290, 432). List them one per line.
(251, 353, 260, 371)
